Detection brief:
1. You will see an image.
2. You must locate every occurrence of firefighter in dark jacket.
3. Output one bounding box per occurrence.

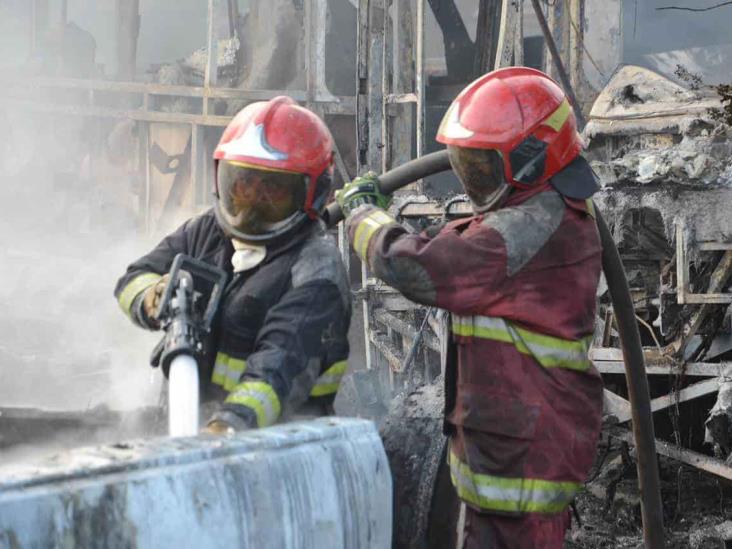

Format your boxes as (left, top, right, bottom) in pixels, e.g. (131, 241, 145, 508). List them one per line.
(337, 68, 604, 548)
(115, 96, 351, 433)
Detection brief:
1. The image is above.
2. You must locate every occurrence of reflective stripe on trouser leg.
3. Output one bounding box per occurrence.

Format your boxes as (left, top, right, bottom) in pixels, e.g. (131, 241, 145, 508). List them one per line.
(352, 210, 396, 261)
(451, 314, 592, 371)
(310, 360, 347, 397)
(449, 451, 580, 514)
(225, 381, 282, 428)
(118, 272, 162, 317)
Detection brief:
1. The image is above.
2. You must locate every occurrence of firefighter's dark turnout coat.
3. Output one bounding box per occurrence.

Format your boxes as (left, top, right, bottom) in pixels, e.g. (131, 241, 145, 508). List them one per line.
(347, 185, 603, 525)
(115, 210, 351, 429)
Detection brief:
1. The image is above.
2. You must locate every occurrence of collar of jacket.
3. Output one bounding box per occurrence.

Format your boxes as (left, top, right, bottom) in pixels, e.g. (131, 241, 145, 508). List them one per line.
(219, 219, 322, 272)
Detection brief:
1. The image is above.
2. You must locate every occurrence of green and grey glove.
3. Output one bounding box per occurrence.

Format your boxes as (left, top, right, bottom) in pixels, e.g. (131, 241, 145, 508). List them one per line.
(335, 172, 392, 217)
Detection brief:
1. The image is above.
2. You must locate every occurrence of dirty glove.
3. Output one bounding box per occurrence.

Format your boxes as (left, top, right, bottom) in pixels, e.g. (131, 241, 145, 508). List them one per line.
(204, 419, 236, 436)
(142, 273, 170, 323)
(204, 410, 256, 435)
(335, 172, 392, 217)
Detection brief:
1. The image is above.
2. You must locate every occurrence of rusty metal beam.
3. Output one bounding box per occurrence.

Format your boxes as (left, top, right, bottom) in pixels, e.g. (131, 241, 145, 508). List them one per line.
(594, 360, 731, 377)
(0, 77, 357, 111)
(613, 428, 732, 482)
(606, 378, 721, 424)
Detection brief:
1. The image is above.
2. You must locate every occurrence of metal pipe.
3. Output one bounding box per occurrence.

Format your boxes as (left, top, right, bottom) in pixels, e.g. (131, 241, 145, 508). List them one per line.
(325, 149, 665, 547)
(528, 0, 586, 128)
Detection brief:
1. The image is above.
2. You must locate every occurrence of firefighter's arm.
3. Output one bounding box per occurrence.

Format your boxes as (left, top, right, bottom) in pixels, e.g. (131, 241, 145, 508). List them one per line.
(211, 280, 349, 429)
(114, 216, 197, 329)
(344, 203, 510, 313)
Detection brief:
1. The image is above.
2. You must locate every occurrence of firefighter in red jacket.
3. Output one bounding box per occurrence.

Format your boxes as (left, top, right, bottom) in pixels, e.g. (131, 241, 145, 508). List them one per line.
(337, 67, 604, 548)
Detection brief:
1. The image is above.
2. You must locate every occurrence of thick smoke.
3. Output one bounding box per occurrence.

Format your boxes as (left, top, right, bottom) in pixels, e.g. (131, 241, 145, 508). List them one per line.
(623, 0, 732, 85)
(0, 4, 200, 429)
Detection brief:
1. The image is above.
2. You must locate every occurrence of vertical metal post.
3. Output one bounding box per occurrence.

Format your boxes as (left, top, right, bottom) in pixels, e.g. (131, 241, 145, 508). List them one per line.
(381, 0, 393, 172)
(227, 0, 238, 38)
(356, 0, 386, 372)
(191, 124, 200, 205)
(142, 122, 152, 233)
(115, 0, 141, 81)
(392, 0, 415, 173)
(204, 0, 217, 116)
(568, 0, 583, 94)
(529, 0, 586, 128)
(676, 221, 689, 305)
(494, 0, 519, 69)
(514, 0, 524, 66)
(416, 0, 425, 160)
(304, 0, 314, 104)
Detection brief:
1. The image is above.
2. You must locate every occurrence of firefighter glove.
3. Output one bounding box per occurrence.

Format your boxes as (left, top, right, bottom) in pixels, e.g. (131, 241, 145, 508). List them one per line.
(142, 273, 170, 323)
(204, 419, 236, 436)
(335, 172, 392, 217)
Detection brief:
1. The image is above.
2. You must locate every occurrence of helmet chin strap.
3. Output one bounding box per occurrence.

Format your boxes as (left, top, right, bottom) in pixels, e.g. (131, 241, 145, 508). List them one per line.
(471, 182, 512, 214)
(231, 239, 267, 272)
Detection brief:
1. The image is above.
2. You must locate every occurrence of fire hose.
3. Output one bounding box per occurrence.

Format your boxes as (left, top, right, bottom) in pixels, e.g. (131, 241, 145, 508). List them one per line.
(324, 150, 665, 547)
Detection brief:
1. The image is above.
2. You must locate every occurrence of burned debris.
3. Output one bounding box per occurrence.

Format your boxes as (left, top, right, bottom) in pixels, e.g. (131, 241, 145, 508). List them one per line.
(0, 0, 731, 547)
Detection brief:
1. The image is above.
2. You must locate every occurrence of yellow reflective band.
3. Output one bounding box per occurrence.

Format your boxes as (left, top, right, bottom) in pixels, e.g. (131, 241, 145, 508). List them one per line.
(585, 199, 596, 219)
(353, 210, 395, 261)
(225, 381, 281, 427)
(211, 352, 247, 390)
(212, 352, 228, 386)
(310, 360, 348, 397)
(118, 273, 162, 317)
(452, 314, 592, 372)
(449, 452, 580, 514)
(542, 99, 571, 132)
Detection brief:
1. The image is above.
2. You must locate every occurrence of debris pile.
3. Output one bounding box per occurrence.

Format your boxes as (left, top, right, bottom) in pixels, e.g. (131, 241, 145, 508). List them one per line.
(569, 436, 732, 549)
(585, 65, 732, 187)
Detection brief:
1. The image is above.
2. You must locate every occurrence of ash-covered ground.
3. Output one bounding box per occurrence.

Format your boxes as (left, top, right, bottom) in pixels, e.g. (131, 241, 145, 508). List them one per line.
(569, 435, 732, 548)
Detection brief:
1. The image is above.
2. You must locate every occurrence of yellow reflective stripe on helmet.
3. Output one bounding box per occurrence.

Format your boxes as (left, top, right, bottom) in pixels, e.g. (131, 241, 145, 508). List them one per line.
(310, 360, 348, 397)
(353, 210, 396, 261)
(118, 273, 162, 317)
(542, 99, 571, 132)
(449, 451, 580, 514)
(211, 352, 247, 390)
(225, 381, 281, 427)
(452, 314, 592, 371)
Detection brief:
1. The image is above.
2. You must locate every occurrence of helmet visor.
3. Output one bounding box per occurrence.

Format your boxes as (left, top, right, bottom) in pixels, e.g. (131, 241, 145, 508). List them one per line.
(447, 145, 506, 211)
(216, 161, 306, 236)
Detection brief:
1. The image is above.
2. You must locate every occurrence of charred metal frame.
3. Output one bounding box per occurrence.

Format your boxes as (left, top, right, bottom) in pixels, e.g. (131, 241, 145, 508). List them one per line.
(357, 0, 732, 487)
(7, 0, 356, 233)
(355, 0, 526, 390)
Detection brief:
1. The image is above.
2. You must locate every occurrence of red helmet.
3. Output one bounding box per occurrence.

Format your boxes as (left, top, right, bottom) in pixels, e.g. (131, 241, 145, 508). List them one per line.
(437, 67, 597, 200)
(213, 96, 335, 243)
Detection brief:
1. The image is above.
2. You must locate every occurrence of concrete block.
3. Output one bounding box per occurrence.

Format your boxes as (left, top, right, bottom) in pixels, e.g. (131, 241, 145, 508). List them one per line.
(0, 417, 391, 549)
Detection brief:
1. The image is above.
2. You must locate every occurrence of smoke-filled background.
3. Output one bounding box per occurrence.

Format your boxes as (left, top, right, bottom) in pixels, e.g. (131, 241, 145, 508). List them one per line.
(0, 0, 361, 463)
(0, 0, 731, 463)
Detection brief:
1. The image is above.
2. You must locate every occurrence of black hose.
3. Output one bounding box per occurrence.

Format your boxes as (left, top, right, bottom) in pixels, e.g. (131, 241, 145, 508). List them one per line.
(324, 151, 453, 227)
(595, 209, 665, 548)
(327, 149, 664, 546)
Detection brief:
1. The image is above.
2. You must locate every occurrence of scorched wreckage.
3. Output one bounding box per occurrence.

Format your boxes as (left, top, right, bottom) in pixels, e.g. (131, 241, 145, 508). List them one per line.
(0, 0, 730, 548)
